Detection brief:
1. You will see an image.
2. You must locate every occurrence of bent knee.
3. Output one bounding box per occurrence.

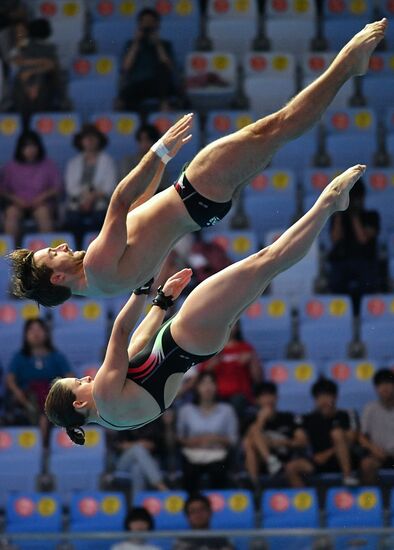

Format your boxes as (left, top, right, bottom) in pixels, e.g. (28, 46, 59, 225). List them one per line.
(330, 428, 346, 442)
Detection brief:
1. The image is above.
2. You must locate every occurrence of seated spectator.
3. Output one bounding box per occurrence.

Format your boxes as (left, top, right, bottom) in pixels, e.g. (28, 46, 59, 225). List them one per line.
(173, 494, 233, 550)
(243, 382, 304, 489)
(359, 369, 394, 484)
(5, 318, 73, 446)
(64, 124, 117, 247)
(117, 8, 178, 112)
(111, 507, 160, 550)
(0, 130, 62, 244)
(199, 322, 262, 414)
(285, 378, 359, 487)
(111, 418, 168, 497)
(177, 372, 238, 493)
(120, 124, 171, 190)
(9, 18, 61, 121)
(188, 233, 232, 287)
(327, 179, 380, 314)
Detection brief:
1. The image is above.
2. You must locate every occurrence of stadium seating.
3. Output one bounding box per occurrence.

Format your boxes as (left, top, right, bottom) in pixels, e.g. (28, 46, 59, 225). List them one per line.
(69, 490, 126, 550)
(326, 487, 383, 550)
(265, 360, 318, 414)
(363, 169, 394, 242)
(48, 427, 106, 498)
(240, 296, 292, 362)
(205, 110, 254, 143)
(51, 298, 108, 368)
(0, 114, 21, 164)
(90, 111, 139, 160)
(204, 230, 258, 263)
(186, 51, 237, 109)
(301, 52, 354, 109)
(21, 231, 77, 253)
(363, 53, 394, 114)
(243, 52, 296, 116)
(207, 0, 258, 59)
(0, 234, 14, 300)
(386, 108, 394, 167)
(134, 490, 189, 530)
(243, 169, 296, 241)
(30, 112, 81, 170)
(68, 55, 119, 117)
(265, 0, 317, 57)
(324, 108, 377, 167)
(360, 295, 394, 362)
(269, 127, 319, 173)
(261, 488, 319, 550)
(33, 0, 85, 67)
(5, 492, 62, 550)
(323, 0, 372, 51)
(323, 359, 376, 413)
(298, 295, 353, 361)
(0, 301, 40, 369)
(0, 428, 42, 507)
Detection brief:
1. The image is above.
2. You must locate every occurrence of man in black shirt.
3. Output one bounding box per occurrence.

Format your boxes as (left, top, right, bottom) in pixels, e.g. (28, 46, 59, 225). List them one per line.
(243, 382, 305, 487)
(285, 378, 359, 487)
(327, 179, 380, 314)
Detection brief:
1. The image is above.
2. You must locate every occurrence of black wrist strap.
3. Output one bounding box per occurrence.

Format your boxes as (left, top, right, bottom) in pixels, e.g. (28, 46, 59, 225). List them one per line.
(152, 285, 174, 310)
(134, 277, 154, 295)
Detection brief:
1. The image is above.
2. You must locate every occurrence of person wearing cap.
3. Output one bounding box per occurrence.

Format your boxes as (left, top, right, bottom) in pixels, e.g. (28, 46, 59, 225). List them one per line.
(64, 123, 117, 247)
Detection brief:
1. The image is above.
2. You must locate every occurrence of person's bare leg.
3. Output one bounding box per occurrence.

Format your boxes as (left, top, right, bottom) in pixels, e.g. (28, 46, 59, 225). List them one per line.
(33, 204, 53, 233)
(360, 456, 380, 485)
(331, 428, 353, 477)
(4, 205, 23, 241)
(285, 459, 314, 488)
(185, 20, 387, 202)
(243, 436, 260, 485)
(171, 165, 365, 355)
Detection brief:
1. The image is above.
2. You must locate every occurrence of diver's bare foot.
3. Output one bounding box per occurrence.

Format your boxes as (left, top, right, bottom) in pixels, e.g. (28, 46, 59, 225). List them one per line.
(323, 165, 366, 212)
(337, 19, 387, 77)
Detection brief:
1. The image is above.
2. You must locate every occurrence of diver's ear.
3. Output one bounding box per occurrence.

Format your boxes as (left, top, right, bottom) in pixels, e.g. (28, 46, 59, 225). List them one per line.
(50, 272, 66, 285)
(73, 400, 88, 410)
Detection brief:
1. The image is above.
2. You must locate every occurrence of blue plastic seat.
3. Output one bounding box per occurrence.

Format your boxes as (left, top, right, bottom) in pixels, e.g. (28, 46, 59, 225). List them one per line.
(21, 231, 77, 253)
(204, 230, 258, 263)
(90, 111, 139, 160)
(298, 295, 353, 361)
(134, 490, 188, 530)
(269, 128, 318, 173)
(363, 53, 394, 114)
(360, 295, 394, 361)
(323, 0, 372, 52)
(363, 169, 394, 242)
(205, 110, 254, 143)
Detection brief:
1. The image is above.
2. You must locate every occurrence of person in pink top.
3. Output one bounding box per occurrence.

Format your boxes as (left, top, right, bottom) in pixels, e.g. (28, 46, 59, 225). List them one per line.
(0, 130, 62, 243)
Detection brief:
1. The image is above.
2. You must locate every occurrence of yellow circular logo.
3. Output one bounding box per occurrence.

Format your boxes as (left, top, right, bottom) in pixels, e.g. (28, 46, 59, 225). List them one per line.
(0, 117, 17, 135)
(329, 299, 348, 316)
(272, 55, 289, 72)
(63, 2, 80, 16)
(21, 303, 40, 320)
(164, 495, 184, 513)
(51, 238, 66, 248)
(235, 0, 250, 12)
(268, 299, 286, 317)
(38, 497, 57, 516)
(83, 302, 101, 320)
(233, 236, 251, 254)
(229, 493, 248, 512)
(18, 431, 37, 448)
(116, 117, 135, 134)
(293, 492, 312, 511)
(388, 56, 394, 71)
(84, 430, 100, 447)
(236, 115, 252, 129)
(176, 0, 193, 15)
(356, 362, 374, 381)
(102, 496, 121, 515)
(213, 55, 229, 71)
(295, 363, 313, 382)
(0, 239, 8, 255)
(96, 58, 113, 75)
(350, 0, 367, 15)
(119, 0, 136, 15)
(294, 0, 310, 13)
(354, 111, 372, 129)
(272, 172, 289, 190)
(390, 299, 394, 314)
(58, 118, 76, 135)
(358, 491, 377, 510)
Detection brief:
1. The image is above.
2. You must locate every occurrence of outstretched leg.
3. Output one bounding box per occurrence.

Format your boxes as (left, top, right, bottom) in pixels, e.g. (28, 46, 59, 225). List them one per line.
(171, 165, 365, 355)
(185, 20, 386, 202)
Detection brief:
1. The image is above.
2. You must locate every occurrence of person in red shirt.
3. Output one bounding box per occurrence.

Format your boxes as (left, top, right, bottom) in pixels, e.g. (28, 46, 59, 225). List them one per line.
(199, 323, 262, 413)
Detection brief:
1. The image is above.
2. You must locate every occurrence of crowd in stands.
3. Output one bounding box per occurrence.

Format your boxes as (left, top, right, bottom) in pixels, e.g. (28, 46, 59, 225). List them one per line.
(0, 0, 394, 547)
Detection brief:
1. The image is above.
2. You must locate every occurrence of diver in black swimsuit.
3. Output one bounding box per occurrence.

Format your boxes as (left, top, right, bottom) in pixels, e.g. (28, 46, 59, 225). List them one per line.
(44, 165, 365, 445)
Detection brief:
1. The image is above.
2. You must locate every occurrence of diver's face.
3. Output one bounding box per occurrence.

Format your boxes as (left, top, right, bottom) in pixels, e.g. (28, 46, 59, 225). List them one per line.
(33, 244, 85, 275)
(62, 377, 94, 409)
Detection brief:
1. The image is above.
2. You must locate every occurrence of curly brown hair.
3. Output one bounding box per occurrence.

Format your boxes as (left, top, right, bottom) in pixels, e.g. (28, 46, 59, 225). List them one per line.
(45, 378, 86, 445)
(8, 248, 71, 307)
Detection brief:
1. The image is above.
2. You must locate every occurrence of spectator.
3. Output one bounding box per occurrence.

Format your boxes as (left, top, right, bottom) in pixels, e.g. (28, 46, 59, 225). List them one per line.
(0, 130, 62, 244)
(111, 507, 160, 550)
(173, 494, 233, 550)
(9, 18, 61, 121)
(243, 382, 304, 489)
(120, 124, 171, 190)
(285, 378, 359, 487)
(177, 372, 238, 493)
(359, 368, 394, 484)
(327, 179, 380, 314)
(188, 234, 232, 287)
(117, 8, 177, 112)
(5, 318, 73, 445)
(64, 124, 117, 247)
(199, 322, 262, 414)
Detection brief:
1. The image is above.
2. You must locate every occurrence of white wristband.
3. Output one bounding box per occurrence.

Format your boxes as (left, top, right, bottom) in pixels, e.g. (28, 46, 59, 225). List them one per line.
(151, 139, 171, 165)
